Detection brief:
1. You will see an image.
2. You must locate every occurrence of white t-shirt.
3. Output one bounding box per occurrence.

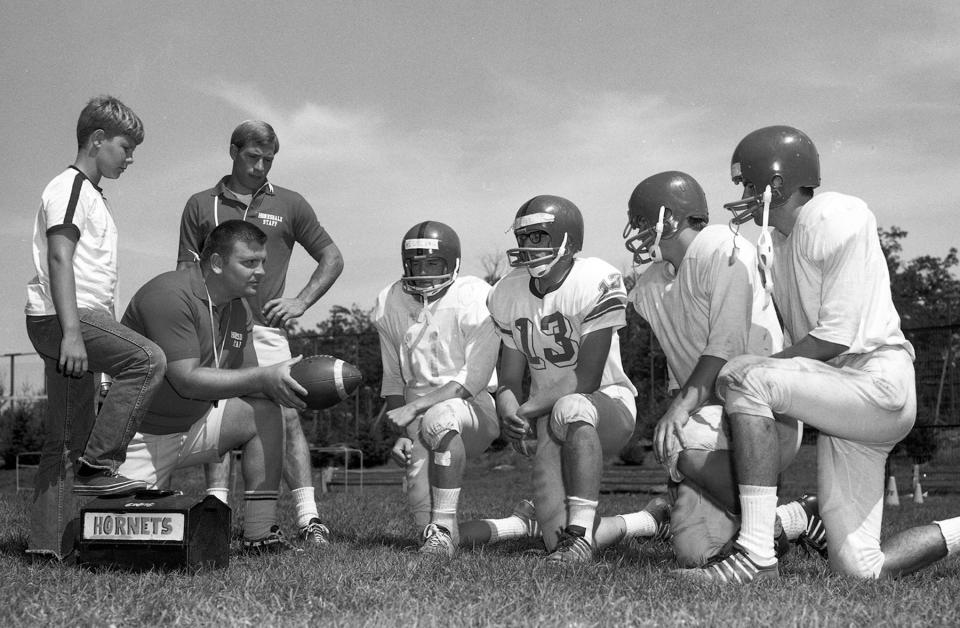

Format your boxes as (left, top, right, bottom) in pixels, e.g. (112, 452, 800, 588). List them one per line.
(771, 191, 912, 358)
(25, 167, 118, 317)
(629, 225, 783, 390)
(488, 257, 638, 411)
(374, 276, 498, 403)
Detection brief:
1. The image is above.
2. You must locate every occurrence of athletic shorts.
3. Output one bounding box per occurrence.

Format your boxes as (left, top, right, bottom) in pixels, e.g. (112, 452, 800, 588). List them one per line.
(117, 402, 227, 490)
(251, 325, 292, 366)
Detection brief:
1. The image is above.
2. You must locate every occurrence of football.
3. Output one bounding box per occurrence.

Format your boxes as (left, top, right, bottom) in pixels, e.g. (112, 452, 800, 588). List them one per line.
(289, 355, 363, 410)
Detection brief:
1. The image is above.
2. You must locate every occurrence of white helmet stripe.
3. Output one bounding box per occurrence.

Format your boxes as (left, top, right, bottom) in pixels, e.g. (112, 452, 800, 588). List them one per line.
(512, 212, 556, 230)
(405, 238, 440, 251)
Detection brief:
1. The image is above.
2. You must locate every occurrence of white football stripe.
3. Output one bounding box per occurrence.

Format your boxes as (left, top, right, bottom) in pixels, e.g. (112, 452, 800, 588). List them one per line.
(334, 359, 347, 399)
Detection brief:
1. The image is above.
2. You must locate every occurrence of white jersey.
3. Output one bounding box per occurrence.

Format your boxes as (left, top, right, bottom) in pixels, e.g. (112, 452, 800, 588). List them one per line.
(488, 257, 638, 408)
(26, 167, 119, 317)
(771, 192, 913, 359)
(374, 276, 498, 403)
(629, 225, 783, 389)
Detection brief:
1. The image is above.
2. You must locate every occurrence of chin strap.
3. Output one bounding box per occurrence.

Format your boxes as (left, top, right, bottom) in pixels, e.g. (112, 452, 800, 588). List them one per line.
(647, 206, 666, 264)
(756, 185, 774, 308)
(727, 219, 741, 266)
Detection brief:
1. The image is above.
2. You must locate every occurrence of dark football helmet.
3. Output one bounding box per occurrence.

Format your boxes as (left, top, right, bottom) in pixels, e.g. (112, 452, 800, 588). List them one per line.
(725, 125, 820, 225)
(401, 220, 460, 298)
(507, 195, 584, 277)
(624, 171, 709, 264)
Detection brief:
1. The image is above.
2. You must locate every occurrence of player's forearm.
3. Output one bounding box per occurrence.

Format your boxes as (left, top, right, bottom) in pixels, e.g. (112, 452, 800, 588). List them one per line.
(518, 388, 566, 420)
(384, 395, 405, 411)
(295, 245, 345, 309)
(773, 334, 848, 362)
(48, 252, 82, 333)
(168, 366, 272, 401)
(406, 382, 470, 414)
(673, 355, 727, 412)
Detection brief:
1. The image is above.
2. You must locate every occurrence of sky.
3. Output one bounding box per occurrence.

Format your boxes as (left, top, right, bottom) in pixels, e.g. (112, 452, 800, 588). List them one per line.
(2, 1, 959, 379)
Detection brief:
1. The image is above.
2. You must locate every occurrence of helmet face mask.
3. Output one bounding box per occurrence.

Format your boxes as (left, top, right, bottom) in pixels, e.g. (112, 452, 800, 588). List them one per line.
(400, 221, 461, 299)
(623, 206, 671, 265)
(508, 225, 569, 276)
(624, 171, 708, 265)
(507, 196, 584, 278)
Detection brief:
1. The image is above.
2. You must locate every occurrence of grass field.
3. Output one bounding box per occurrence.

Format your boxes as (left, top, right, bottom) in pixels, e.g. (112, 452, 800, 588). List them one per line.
(1, 445, 958, 627)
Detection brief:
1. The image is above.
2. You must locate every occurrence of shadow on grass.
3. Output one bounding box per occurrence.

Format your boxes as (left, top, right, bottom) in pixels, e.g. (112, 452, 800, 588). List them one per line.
(0, 532, 30, 559)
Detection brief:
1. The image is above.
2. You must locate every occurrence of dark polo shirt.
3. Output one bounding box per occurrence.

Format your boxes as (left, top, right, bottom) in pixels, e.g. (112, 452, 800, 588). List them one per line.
(122, 266, 251, 435)
(176, 177, 334, 326)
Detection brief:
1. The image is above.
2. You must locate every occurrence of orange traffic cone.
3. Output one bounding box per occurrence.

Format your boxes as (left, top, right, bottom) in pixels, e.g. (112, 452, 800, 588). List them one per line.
(885, 475, 900, 507)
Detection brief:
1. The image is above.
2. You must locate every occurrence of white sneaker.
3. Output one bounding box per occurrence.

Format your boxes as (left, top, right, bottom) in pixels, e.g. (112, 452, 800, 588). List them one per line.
(419, 523, 456, 558)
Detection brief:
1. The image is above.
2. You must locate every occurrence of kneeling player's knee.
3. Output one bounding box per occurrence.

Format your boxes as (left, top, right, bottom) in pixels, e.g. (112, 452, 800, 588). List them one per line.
(716, 355, 766, 398)
(420, 401, 463, 450)
(549, 394, 598, 442)
(832, 540, 884, 579)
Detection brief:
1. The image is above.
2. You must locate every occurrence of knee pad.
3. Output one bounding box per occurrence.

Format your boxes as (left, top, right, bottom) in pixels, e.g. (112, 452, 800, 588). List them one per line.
(419, 400, 464, 450)
(549, 394, 598, 442)
(716, 354, 764, 400)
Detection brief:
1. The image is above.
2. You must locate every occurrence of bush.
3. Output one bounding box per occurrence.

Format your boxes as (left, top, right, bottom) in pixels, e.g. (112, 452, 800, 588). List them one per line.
(902, 425, 939, 464)
(0, 400, 45, 468)
(354, 418, 395, 467)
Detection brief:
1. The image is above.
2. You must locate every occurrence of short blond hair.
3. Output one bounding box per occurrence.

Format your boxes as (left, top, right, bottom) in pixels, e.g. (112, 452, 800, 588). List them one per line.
(76, 95, 144, 148)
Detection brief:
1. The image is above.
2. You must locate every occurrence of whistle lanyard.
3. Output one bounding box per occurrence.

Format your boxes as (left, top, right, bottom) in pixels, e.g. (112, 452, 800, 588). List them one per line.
(203, 282, 230, 368)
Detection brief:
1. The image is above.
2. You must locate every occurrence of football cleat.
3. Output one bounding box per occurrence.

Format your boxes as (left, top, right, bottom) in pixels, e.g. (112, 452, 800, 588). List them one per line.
(630, 496, 672, 550)
(298, 517, 331, 546)
(545, 526, 595, 565)
(793, 494, 828, 558)
(242, 525, 303, 555)
(419, 523, 456, 558)
(511, 499, 541, 538)
(671, 544, 779, 585)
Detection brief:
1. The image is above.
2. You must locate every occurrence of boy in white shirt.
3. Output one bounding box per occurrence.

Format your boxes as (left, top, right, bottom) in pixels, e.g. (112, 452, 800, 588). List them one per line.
(25, 96, 166, 560)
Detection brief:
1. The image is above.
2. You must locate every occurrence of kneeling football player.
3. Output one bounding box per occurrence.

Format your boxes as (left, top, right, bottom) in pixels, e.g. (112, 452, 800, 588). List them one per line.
(489, 195, 662, 564)
(623, 171, 826, 568)
(375, 221, 539, 557)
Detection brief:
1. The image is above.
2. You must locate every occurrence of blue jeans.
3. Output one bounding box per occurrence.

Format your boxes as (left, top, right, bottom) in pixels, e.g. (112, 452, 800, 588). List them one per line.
(25, 309, 166, 559)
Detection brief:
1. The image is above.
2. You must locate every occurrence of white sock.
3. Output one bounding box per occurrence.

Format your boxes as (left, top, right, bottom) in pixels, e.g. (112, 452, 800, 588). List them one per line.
(292, 486, 319, 528)
(566, 496, 599, 544)
(618, 511, 658, 538)
(431, 487, 461, 543)
(483, 516, 528, 543)
(205, 487, 229, 505)
(776, 501, 808, 540)
(935, 517, 960, 556)
(243, 490, 279, 540)
(737, 485, 779, 566)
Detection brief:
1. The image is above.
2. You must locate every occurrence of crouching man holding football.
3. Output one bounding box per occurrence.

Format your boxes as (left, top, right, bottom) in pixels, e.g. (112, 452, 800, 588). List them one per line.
(118, 220, 308, 553)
